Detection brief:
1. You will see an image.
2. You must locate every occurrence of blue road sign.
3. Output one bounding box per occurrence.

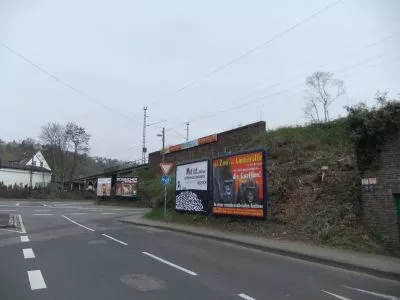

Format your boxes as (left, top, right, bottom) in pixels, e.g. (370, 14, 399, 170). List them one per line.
(161, 176, 170, 186)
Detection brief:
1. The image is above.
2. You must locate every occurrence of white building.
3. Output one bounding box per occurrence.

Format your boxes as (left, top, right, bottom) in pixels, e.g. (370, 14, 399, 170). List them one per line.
(0, 150, 52, 187)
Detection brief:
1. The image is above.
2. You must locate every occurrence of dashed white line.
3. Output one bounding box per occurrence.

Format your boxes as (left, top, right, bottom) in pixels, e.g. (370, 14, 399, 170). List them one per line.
(71, 213, 88, 215)
(238, 293, 256, 300)
(101, 212, 116, 215)
(62, 215, 95, 232)
(101, 234, 128, 246)
(16, 202, 20, 207)
(18, 214, 26, 234)
(33, 214, 53, 216)
(0, 209, 16, 212)
(27, 270, 47, 290)
(34, 209, 51, 212)
(21, 235, 30, 242)
(344, 286, 400, 300)
(321, 290, 351, 300)
(142, 252, 197, 276)
(23, 248, 35, 259)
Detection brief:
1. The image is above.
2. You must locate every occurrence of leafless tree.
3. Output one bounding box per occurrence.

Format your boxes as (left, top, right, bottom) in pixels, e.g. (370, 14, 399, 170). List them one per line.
(65, 122, 90, 181)
(303, 71, 345, 123)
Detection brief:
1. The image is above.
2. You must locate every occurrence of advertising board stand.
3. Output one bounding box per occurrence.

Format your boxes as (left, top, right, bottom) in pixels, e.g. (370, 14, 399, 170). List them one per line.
(211, 148, 268, 219)
(175, 158, 211, 215)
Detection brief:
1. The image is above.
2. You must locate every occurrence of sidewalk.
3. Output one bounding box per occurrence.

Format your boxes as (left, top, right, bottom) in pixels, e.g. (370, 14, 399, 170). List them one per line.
(120, 214, 400, 279)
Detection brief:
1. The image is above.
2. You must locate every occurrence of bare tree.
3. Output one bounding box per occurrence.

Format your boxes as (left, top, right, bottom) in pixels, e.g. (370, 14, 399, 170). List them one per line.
(65, 122, 91, 181)
(303, 71, 345, 123)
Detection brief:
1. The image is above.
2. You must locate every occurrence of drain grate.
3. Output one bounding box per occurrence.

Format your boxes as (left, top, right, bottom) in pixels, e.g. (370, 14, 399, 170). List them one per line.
(120, 274, 166, 292)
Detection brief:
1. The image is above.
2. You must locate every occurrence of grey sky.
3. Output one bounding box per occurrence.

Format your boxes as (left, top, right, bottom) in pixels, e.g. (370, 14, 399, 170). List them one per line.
(1, 0, 399, 161)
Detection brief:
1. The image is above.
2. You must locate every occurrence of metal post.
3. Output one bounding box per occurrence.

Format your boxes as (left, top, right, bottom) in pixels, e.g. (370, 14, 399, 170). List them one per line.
(162, 127, 166, 218)
(185, 122, 190, 141)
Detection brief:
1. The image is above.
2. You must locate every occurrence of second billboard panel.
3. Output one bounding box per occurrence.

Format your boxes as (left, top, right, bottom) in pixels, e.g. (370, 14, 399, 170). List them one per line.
(175, 160, 210, 213)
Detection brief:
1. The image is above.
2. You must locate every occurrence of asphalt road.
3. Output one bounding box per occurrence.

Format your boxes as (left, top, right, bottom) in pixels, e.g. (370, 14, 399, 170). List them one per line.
(0, 200, 399, 300)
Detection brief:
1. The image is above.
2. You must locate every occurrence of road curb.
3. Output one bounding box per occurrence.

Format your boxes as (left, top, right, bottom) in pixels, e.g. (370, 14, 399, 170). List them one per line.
(119, 218, 400, 281)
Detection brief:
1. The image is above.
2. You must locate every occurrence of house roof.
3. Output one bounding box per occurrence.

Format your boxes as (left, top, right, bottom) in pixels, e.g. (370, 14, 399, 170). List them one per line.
(7, 150, 36, 164)
(0, 162, 51, 173)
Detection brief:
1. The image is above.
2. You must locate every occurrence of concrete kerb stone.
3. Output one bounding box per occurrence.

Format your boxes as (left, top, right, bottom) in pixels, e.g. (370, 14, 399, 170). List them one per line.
(119, 217, 400, 281)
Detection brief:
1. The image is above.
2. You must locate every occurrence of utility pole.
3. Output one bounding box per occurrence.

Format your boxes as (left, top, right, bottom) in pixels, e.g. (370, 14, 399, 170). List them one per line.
(29, 153, 34, 190)
(162, 127, 165, 162)
(142, 106, 148, 164)
(185, 122, 190, 141)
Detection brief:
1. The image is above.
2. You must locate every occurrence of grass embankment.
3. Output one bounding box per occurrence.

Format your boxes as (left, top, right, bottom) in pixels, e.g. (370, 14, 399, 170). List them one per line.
(144, 119, 386, 254)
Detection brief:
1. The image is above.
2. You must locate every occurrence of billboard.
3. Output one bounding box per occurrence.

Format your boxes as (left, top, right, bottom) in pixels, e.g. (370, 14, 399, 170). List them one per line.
(97, 177, 111, 197)
(175, 160, 209, 213)
(166, 134, 217, 154)
(116, 177, 138, 197)
(212, 150, 266, 218)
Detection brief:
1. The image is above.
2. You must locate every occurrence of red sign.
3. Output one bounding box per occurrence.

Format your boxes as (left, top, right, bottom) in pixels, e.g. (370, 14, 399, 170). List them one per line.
(160, 163, 174, 175)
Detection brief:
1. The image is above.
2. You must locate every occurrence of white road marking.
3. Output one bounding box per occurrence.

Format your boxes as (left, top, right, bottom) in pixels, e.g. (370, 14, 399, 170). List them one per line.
(62, 215, 95, 232)
(101, 212, 116, 215)
(238, 293, 256, 300)
(142, 252, 197, 276)
(27, 270, 47, 290)
(34, 209, 51, 212)
(0, 209, 16, 212)
(0, 228, 22, 233)
(71, 213, 88, 215)
(344, 286, 400, 300)
(321, 290, 351, 300)
(21, 235, 30, 242)
(23, 248, 35, 259)
(33, 214, 53, 216)
(42, 203, 47, 207)
(18, 214, 26, 234)
(101, 234, 128, 246)
(16, 203, 20, 207)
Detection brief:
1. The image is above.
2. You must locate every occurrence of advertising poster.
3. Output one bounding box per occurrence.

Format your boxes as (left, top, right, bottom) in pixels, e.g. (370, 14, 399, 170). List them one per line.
(212, 150, 266, 218)
(116, 177, 138, 197)
(175, 160, 209, 213)
(97, 177, 111, 197)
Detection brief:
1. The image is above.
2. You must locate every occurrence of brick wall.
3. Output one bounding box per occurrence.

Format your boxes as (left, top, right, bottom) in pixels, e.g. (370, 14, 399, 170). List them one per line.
(148, 121, 266, 174)
(362, 131, 400, 253)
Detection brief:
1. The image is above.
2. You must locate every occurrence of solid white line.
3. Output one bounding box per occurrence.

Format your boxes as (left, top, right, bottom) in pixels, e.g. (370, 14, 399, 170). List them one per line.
(62, 215, 95, 232)
(101, 212, 116, 215)
(238, 293, 256, 300)
(21, 235, 30, 242)
(27, 270, 47, 290)
(0, 228, 22, 233)
(344, 286, 400, 300)
(18, 214, 26, 234)
(33, 214, 53, 216)
(71, 213, 88, 215)
(0, 209, 16, 212)
(23, 248, 35, 259)
(142, 252, 197, 276)
(321, 290, 351, 300)
(101, 234, 128, 246)
(34, 209, 51, 212)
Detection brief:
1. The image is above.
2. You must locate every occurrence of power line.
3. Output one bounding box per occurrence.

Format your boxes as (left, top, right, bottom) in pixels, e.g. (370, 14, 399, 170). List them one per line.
(148, 0, 342, 106)
(0, 42, 136, 120)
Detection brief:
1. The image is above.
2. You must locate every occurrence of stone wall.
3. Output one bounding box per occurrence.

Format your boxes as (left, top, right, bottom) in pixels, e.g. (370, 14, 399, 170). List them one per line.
(148, 121, 266, 174)
(362, 131, 400, 253)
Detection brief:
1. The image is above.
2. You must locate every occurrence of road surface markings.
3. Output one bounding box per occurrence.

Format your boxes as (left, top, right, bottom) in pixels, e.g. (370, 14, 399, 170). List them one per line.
(34, 209, 51, 212)
(101, 234, 128, 246)
(16, 202, 19, 206)
(23, 248, 35, 259)
(238, 293, 256, 300)
(33, 213, 53, 216)
(344, 286, 400, 300)
(142, 252, 197, 276)
(18, 214, 26, 234)
(101, 212, 116, 215)
(62, 215, 95, 232)
(21, 235, 30, 242)
(0, 228, 22, 233)
(321, 291, 351, 300)
(70, 213, 88, 215)
(27, 270, 47, 290)
(0, 209, 17, 212)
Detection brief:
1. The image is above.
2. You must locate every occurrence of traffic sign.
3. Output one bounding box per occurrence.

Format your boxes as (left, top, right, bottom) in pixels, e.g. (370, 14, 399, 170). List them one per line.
(161, 175, 170, 186)
(160, 163, 174, 175)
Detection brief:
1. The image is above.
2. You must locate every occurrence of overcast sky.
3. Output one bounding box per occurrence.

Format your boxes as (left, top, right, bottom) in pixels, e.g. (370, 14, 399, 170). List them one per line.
(1, 0, 399, 161)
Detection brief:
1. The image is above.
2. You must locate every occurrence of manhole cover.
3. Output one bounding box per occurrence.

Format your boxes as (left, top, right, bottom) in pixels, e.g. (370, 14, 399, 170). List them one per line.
(88, 240, 107, 244)
(120, 274, 165, 292)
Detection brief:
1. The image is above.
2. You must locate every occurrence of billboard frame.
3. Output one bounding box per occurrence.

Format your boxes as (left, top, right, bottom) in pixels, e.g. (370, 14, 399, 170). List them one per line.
(211, 147, 268, 219)
(174, 157, 212, 215)
(115, 176, 139, 200)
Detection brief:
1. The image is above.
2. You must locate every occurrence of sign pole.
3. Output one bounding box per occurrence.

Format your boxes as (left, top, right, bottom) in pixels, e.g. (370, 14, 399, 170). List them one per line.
(164, 185, 167, 218)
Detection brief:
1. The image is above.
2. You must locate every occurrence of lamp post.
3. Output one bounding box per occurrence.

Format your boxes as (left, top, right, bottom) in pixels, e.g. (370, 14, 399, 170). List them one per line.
(157, 128, 166, 217)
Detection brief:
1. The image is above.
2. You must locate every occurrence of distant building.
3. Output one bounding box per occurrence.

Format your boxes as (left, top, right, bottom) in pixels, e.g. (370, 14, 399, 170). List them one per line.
(0, 150, 52, 187)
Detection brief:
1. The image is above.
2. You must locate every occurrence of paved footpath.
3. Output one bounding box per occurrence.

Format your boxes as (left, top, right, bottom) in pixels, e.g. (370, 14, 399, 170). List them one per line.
(0, 200, 399, 300)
